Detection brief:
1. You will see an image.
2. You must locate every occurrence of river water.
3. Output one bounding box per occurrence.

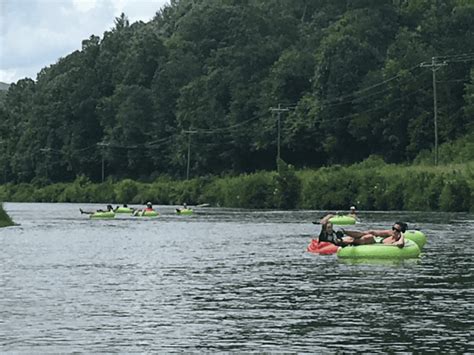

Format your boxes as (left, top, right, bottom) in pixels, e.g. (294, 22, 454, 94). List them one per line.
(0, 202, 473, 352)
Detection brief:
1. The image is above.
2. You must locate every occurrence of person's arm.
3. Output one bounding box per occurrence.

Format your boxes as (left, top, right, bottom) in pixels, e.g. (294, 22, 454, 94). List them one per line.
(343, 230, 365, 238)
(365, 229, 392, 237)
(393, 233, 405, 248)
(320, 214, 334, 225)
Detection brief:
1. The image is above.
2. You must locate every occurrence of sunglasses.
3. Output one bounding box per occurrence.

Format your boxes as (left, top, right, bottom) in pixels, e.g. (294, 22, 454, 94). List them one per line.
(392, 227, 402, 233)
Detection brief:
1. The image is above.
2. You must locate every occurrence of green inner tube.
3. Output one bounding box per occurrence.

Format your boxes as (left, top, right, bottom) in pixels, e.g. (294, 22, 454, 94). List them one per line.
(329, 215, 356, 225)
(134, 210, 159, 217)
(176, 208, 193, 215)
(90, 211, 115, 219)
(337, 239, 420, 259)
(404, 230, 427, 249)
(114, 207, 134, 214)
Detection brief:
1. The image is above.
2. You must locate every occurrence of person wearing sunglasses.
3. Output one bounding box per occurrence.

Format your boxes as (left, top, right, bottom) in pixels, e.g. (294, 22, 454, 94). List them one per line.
(318, 214, 407, 248)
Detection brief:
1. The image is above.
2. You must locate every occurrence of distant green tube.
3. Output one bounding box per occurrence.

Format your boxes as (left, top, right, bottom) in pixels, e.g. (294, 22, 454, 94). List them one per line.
(176, 208, 193, 215)
(90, 211, 115, 219)
(134, 210, 159, 217)
(404, 230, 427, 249)
(329, 215, 356, 225)
(337, 239, 420, 259)
(114, 207, 134, 214)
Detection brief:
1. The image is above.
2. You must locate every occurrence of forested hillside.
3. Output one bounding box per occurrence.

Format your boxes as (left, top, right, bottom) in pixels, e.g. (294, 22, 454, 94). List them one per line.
(0, 82, 10, 91)
(0, 0, 473, 184)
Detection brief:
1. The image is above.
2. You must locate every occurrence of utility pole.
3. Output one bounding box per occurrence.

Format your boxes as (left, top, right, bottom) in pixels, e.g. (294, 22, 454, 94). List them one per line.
(39, 148, 52, 180)
(421, 57, 447, 166)
(97, 142, 109, 182)
(183, 131, 197, 180)
(270, 104, 290, 171)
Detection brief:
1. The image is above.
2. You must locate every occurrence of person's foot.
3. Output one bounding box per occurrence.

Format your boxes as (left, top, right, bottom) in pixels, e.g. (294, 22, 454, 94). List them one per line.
(79, 208, 84, 214)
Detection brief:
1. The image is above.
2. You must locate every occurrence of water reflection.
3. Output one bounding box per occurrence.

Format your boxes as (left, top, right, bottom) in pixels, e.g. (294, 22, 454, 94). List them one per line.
(338, 257, 421, 266)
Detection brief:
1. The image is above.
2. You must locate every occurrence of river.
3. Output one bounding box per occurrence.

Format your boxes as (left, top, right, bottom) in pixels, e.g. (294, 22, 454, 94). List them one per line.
(0, 202, 472, 352)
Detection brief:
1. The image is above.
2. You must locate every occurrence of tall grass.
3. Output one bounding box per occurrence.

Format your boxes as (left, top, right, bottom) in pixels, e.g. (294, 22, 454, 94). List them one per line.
(0, 157, 472, 212)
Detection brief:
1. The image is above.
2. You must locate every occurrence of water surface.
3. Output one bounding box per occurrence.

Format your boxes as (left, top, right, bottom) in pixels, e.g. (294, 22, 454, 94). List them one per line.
(1, 203, 473, 352)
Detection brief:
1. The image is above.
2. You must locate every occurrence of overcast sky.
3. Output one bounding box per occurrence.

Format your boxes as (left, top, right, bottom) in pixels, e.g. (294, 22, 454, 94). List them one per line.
(0, 0, 170, 83)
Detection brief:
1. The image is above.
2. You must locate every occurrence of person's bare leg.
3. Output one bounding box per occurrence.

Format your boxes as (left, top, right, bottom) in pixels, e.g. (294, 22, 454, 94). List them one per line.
(352, 234, 375, 245)
(343, 230, 365, 238)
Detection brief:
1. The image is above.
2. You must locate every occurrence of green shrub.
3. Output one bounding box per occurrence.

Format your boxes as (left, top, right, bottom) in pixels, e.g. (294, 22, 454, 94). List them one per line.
(402, 172, 433, 211)
(34, 183, 68, 202)
(425, 175, 444, 210)
(439, 175, 471, 212)
(274, 159, 301, 209)
(10, 183, 36, 202)
(300, 174, 327, 209)
(115, 179, 139, 203)
(148, 181, 173, 204)
(90, 182, 116, 203)
(0, 203, 14, 227)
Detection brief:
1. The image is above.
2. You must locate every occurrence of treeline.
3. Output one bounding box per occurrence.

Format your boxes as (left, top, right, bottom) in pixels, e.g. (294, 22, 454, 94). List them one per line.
(0, 158, 472, 212)
(0, 0, 473, 184)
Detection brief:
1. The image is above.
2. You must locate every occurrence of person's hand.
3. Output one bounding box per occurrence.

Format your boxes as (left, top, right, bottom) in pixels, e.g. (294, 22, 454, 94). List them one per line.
(396, 241, 404, 248)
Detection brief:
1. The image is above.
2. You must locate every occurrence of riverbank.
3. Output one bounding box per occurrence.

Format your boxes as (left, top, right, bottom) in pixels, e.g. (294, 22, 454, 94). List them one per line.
(0, 203, 14, 227)
(0, 158, 472, 212)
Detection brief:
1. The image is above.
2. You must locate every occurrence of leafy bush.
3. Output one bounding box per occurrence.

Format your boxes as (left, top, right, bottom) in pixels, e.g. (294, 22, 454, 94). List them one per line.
(439, 175, 471, 212)
(0, 157, 472, 212)
(115, 179, 139, 203)
(0, 203, 14, 227)
(10, 183, 36, 202)
(273, 159, 301, 209)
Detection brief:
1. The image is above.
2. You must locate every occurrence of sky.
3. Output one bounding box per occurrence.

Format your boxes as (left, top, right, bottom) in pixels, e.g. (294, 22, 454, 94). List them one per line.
(0, 0, 170, 83)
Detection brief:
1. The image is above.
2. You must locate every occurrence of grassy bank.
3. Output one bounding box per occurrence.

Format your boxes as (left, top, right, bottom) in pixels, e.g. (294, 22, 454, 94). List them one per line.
(0, 158, 473, 212)
(0, 203, 14, 227)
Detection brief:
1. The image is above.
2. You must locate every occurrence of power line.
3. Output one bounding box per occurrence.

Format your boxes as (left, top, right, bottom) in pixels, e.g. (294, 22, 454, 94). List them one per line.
(435, 52, 474, 60)
(321, 63, 423, 106)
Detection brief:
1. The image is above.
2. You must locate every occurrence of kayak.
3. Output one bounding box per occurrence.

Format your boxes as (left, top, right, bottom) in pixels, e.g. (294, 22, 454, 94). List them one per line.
(133, 210, 159, 217)
(329, 215, 356, 225)
(114, 207, 134, 214)
(176, 208, 193, 215)
(90, 211, 115, 219)
(404, 230, 427, 249)
(307, 239, 340, 255)
(337, 239, 420, 259)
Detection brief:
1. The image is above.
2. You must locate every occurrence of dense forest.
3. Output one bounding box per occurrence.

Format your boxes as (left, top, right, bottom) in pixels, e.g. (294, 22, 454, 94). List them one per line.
(0, 0, 473, 185)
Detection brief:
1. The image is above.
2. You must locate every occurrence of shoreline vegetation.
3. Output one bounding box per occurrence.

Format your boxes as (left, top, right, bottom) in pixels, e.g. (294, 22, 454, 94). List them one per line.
(0, 158, 472, 213)
(0, 203, 14, 227)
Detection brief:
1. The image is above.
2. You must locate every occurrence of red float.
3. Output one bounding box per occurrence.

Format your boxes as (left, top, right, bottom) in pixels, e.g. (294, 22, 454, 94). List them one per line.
(306, 239, 339, 255)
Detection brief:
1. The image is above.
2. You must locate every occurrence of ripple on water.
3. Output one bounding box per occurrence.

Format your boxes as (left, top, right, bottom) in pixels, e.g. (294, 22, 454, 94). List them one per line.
(0, 204, 473, 352)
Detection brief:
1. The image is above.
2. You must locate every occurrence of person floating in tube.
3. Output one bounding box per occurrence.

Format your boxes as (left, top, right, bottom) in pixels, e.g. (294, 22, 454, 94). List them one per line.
(349, 206, 358, 218)
(114, 204, 135, 212)
(176, 202, 189, 213)
(317, 214, 406, 248)
(80, 204, 114, 215)
(133, 202, 154, 216)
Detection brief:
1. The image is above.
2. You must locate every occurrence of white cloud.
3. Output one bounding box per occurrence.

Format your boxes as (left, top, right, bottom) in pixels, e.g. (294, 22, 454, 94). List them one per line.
(0, 0, 170, 83)
(0, 69, 19, 83)
(72, 0, 98, 13)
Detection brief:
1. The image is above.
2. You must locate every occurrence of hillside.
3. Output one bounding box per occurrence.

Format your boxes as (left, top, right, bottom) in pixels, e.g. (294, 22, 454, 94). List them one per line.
(0, 82, 10, 91)
(0, 0, 473, 184)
